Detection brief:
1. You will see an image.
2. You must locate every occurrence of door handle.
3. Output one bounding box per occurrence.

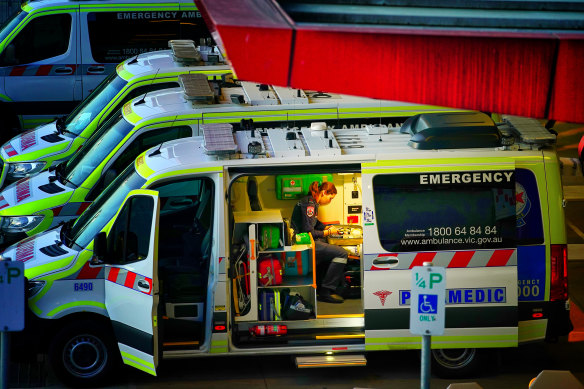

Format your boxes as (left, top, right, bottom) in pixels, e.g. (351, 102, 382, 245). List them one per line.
(372, 257, 399, 265)
(54, 67, 74, 75)
(87, 66, 105, 74)
(138, 280, 149, 289)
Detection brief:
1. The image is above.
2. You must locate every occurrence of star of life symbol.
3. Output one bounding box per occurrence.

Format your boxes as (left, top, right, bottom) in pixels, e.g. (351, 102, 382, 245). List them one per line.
(373, 290, 392, 306)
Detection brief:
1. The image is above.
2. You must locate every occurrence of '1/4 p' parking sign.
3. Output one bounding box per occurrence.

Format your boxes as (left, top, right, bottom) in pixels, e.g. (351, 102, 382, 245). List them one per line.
(0, 260, 24, 332)
(410, 265, 446, 336)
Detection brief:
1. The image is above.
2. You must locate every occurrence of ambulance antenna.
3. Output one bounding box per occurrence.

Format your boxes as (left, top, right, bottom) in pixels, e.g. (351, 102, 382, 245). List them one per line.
(149, 115, 177, 157)
(135, 68, 161, 105)
(378, 100, 383, 142)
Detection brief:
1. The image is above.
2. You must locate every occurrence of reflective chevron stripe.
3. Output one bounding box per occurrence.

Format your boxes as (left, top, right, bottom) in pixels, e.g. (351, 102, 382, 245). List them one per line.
(106, 267, 152, 295)
(366, 249, 516, 270)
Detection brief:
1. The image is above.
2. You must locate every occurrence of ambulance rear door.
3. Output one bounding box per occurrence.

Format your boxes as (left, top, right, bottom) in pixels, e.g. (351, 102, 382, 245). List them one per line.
(361, 159, 519, 351)
(104, 189, 160, 376)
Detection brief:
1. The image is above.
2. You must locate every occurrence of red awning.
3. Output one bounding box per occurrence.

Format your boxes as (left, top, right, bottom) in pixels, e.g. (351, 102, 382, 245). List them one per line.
(195, 0, 584, 123)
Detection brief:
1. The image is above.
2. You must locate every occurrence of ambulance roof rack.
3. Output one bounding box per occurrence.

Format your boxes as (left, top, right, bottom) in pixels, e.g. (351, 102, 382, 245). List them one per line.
(179, 74, 215, 104)
(401, 111, 502, 150)
(169, 39, 203, 64)
(202, 123, 237, 155)
(499, 115, 556, 148)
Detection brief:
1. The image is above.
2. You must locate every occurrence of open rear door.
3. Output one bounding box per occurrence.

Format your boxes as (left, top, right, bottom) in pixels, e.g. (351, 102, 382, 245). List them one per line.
(361, 159, 518, 351)
(104, 189, 160, 376)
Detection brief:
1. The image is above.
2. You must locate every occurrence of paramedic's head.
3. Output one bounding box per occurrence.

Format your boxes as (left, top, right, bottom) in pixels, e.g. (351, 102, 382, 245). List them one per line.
(310, 181, 337, 206)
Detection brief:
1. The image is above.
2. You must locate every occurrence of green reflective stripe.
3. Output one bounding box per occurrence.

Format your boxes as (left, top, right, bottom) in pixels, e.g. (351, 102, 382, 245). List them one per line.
(69, 186, 90, 203)
(116, 63, 133, 81)
(27, 209, 55, 236)
(7, 142, 73, 163)
(203, 108, 337, 118)
(363, 157, 516, 168)
(25, 255, 76, 280)
(138, 116, 201, 127)
(519, 320, 547, 342)
(136, 153, 155, 178)
(47, 300, 106, 317)
(365, 333, 517, 350)
(338, 110, 461, 119)
(28, 280, 53, 315)
(80, 5, 188, 12)
(123, 106, 142, 125)
(210, 339, 228, 353)
(363, 165, 515, 175)
(0, 94, 12, 102)
(121, 351, 156, 375)
(1, 191, 72, 217)
(146, 167, 223, 186)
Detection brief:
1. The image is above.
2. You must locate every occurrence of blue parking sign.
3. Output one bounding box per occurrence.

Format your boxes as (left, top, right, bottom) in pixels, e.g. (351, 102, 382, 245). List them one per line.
(0, 261, 25, 332)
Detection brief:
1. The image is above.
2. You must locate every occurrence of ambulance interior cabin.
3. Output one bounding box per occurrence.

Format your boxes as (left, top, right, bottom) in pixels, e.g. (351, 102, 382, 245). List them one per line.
(229, 171, 364, 344)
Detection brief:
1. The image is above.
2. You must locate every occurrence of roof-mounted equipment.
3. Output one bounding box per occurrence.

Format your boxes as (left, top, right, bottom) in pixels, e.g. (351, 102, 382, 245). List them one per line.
(202, 123, 237, 155)
(241, 82, 279, 105)
(179, 74, 215, 104)
(401, 112, 502, 150)
(235, 119, 265, 155)
(169, 40, 203, 65)
(500, 115, 556, 149)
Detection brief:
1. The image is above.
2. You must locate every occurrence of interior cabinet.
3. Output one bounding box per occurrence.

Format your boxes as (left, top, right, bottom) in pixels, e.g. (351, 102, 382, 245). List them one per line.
(232, 210, 316, 322)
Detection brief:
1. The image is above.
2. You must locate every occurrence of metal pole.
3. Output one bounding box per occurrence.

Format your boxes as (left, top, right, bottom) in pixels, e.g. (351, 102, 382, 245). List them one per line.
(0, 330, 9, 389)
(421, 333, 431, 389)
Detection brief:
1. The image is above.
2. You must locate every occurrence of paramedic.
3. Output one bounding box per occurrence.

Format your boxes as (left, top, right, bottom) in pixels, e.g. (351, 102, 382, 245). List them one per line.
(291, 181, 347, 304)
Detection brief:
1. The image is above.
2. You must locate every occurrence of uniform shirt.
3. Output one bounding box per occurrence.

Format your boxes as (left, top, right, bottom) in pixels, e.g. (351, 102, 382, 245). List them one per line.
(291, 195, 326, 239)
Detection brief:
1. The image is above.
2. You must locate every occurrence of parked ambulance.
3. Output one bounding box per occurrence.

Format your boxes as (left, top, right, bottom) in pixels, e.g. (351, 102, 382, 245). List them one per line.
(0, 0, 211, 138)
(0, 76, 459, 247)
(0, 40, 229, 188)
(4, 112, 572, 386)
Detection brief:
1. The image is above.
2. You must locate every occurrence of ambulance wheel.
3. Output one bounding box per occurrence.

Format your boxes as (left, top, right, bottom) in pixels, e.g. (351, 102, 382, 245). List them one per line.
(49, 320, 120, 387)
(431, 348, 482, 378)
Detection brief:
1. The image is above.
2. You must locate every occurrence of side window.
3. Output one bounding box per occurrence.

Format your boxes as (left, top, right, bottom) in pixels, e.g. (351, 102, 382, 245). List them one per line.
(107, 196, 154, 264)
(87, 12, 179, 63)
(2, 14, 71, 65)
(99, 82, 179, 126)
(515, 168, 544, 244)
(372, 170, 517, 252)
(87, 125, 192, 200)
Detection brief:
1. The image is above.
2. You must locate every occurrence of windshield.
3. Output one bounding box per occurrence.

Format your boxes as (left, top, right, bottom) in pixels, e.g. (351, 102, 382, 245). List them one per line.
(0, 9, 26, 44)
(63, 110, 133, 187)
(68, 165, 146, 249)
(64, 72, 127, 136)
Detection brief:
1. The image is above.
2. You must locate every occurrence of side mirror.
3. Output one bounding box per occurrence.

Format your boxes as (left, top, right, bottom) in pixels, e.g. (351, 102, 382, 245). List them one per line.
(91, 231, 107, 265)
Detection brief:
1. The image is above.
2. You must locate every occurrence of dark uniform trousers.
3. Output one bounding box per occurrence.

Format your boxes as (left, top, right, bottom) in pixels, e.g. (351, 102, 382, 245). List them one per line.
(315, 239, 348, 292)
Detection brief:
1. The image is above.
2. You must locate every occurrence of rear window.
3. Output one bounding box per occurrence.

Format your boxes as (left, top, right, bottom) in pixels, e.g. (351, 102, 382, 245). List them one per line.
(515, 168, 544, 244)
(86, 11, 210, 63)
(372, 170, 517, 252)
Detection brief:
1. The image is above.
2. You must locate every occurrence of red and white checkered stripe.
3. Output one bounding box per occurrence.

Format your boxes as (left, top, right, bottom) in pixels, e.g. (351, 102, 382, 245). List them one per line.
(15, 237, 35, 262)
(366, 249, 516, 271)
(3, 144, 17, 157)
(20, 130, 37, 151)
(106, 267, 152, 295)
(0, 195, 9, 210)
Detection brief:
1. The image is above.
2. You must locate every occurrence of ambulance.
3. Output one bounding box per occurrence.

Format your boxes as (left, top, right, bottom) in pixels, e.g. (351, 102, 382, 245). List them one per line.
(0, 75, 458, 247)
(0, 40, 229, 188)
(3, 112, 572, 386)
(0, 0, 211, 139)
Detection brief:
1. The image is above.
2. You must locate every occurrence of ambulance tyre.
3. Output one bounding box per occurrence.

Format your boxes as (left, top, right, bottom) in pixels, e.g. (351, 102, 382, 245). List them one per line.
(430, 348, 483, 378)
(49, 319, 120, 387)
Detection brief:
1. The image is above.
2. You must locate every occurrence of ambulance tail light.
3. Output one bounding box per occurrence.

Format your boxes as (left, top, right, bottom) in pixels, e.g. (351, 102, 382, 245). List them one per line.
(550, 244, 568, 301)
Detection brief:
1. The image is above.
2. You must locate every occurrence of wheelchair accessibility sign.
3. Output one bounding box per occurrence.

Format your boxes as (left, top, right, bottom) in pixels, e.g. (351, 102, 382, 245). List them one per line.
(410, 265, 445, 335)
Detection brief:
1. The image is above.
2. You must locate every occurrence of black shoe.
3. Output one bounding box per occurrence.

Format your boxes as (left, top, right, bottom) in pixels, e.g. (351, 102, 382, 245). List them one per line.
(318, 291, 344, 304)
